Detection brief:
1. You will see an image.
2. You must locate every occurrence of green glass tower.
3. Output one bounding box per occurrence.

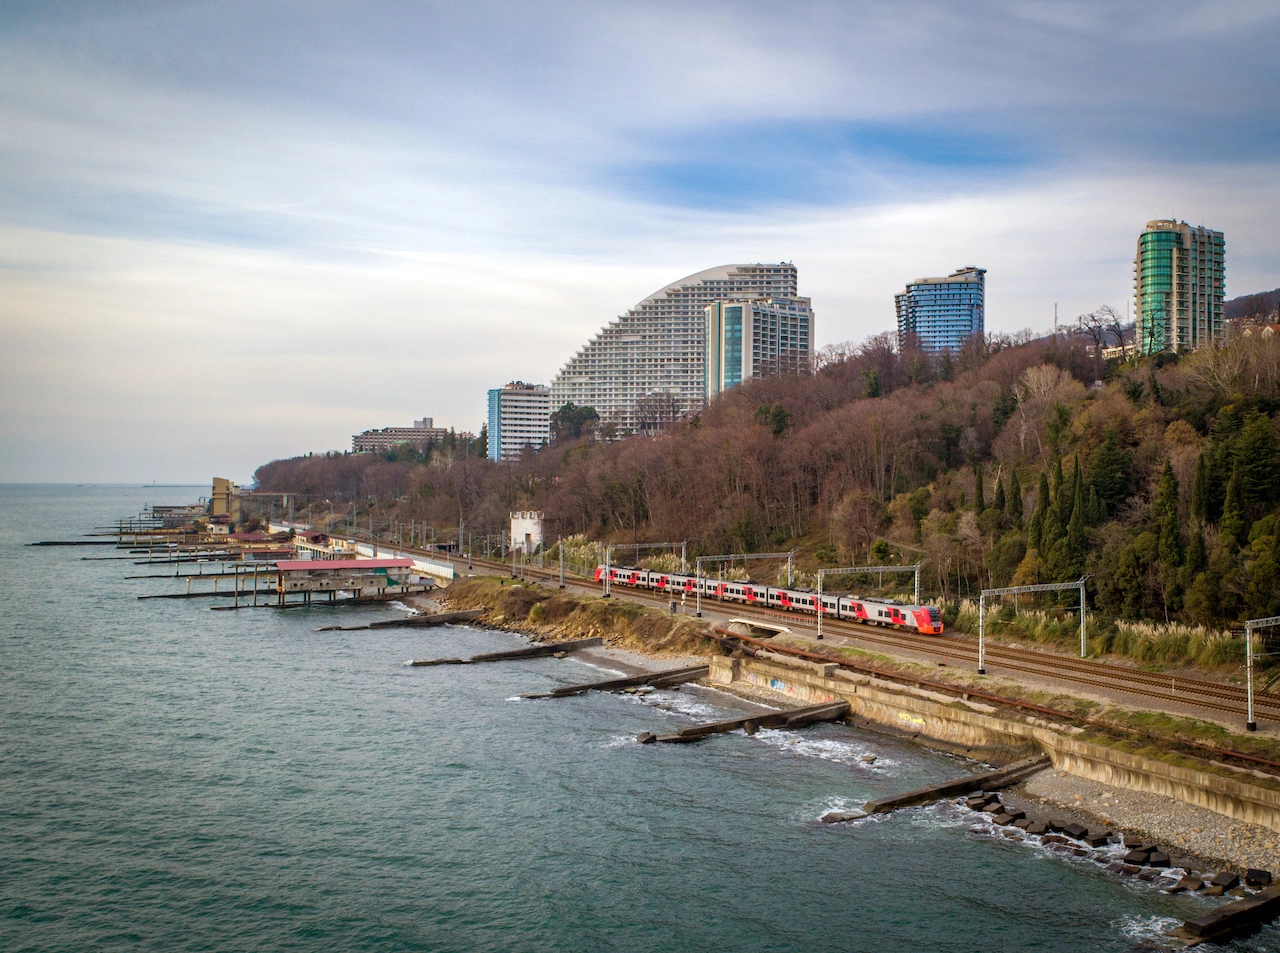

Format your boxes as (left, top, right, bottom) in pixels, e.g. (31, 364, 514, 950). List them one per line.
(1135, 220, 1225, 354)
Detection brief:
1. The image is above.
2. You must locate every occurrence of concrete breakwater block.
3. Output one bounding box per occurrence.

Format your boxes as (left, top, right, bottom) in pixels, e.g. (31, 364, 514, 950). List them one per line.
(982, 802, 1004, 814)
(1124, 849, 1152, 866)
(1170, 876, 1204, 893)
(1084, 832, 1110, 848)
(636, 732, 657, 744)
(1060, 823, 1088, 840)
(1148, 852, 1170, 868)
(820, 809, 868, 824)
(1175, 885, 1280, 943)
(1025, 822, 1048, 836)
(993, 813, 1015, 826)
(1246, 869, 1274, 888)
(1210, 871, 1241, 890)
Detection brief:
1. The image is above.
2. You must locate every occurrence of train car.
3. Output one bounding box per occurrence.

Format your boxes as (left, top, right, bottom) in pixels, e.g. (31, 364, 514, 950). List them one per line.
(666, 573, 698, 594)
(589, 565, 942, 634)
(766, 587, 823, 614)
(709, 580, 769, 605)
(839, 596, 943, 634)
(594, 565, 649, 589)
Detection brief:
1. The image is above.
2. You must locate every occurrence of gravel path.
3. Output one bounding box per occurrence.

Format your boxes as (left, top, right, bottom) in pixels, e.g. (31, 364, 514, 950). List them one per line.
(1018, 769, 1280, 873)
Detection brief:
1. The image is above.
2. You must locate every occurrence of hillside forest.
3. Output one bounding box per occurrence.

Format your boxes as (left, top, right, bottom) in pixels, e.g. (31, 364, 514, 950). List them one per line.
(256, 329, 1280, 636)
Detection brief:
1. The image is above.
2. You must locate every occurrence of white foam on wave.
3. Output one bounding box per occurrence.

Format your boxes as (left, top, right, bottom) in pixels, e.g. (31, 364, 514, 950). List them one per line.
(1115, 914, 1182, 942)
(602, 734, 638, 749)
(752, 728, 896, 770)
(638, 688, 731, 721)
(388, 600, 419, 615)
(802, 795, 871, 825)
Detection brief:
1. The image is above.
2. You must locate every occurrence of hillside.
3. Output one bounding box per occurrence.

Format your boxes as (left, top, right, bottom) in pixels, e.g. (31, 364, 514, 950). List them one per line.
(1226, 287, 1280, 321)
(256, 330, 1280, 634)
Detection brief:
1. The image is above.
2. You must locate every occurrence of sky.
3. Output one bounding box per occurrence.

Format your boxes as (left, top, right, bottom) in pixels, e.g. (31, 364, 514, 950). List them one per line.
(2, 1, 1279, 483)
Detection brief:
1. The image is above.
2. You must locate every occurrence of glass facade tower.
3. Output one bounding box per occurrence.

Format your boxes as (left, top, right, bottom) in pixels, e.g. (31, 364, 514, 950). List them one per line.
(1135, 220, 1225, 355)
(895, 267, 986, 353)
(704, 298, 813, 400)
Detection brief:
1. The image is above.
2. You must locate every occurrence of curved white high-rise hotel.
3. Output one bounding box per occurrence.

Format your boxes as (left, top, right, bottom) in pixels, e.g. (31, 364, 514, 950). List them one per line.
(551, 263, 812, 434)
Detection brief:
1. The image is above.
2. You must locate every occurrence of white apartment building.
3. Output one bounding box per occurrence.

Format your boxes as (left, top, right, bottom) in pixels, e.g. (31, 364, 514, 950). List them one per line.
(551, 263, 811, 433)
(487, 382, 551, 461)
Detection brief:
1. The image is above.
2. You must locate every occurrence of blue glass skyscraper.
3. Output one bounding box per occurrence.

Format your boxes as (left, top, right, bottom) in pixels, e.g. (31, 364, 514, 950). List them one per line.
(895, 266, 986, 353)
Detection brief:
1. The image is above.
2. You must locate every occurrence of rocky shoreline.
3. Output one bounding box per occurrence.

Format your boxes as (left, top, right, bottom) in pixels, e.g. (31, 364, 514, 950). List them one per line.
(955, 785, 1274, 902)
(1014, 769, 1280, 876)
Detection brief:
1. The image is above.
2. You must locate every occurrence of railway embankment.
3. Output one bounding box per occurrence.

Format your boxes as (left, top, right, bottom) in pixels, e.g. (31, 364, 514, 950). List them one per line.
(437, 576, 716, 658)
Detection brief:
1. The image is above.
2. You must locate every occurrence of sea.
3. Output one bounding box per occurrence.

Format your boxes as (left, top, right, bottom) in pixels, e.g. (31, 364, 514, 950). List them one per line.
(2, 484, 1277, 952)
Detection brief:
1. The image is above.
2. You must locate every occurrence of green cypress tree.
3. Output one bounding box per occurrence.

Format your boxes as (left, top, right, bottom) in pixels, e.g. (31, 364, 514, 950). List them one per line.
(1235, 411, 1280, 510)
(1186, 526, 1207, 576)
(1087, 485, 1102, 525)
(1036, 471, 1051, 515)
(1206, 407, 1243, 522)
(1065, 478, 1087, 571)
(974, 464, 985, 513)
(1154, 460, 1183, 567)
(1221, 461, 1246, 547)
(1158, 507, 1184, 567)
(1008, 470, 1024, 526)
(1153, 459, 1179, 522)
(1089, 429, 1131, 517)
(1248, 530, 1280, 618)
(1028, 508, 1044, 550)
(993, 477, 1007, 514)
(1190, 451, 1209, 524)
(1051, 458, 1077, 538)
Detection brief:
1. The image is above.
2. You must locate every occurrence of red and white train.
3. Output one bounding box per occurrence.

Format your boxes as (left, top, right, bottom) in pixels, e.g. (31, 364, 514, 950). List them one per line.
(593, 565, 944, 635)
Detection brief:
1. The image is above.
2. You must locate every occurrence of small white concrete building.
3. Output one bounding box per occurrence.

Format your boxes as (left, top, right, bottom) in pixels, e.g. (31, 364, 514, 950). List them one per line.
(510, 511, 544, 554)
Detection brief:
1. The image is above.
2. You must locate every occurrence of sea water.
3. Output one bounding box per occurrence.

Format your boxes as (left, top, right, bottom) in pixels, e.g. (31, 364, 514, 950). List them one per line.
(2, 484, 1276, 952)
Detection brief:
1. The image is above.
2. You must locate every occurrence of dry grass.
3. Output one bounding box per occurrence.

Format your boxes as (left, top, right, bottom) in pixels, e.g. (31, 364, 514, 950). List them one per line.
(948, 598, 1251, 671)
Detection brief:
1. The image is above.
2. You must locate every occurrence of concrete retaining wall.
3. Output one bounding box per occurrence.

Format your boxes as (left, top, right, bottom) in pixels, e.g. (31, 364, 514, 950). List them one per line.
(709, 655, 1041, 765)
(710, 655, 1280, 833)
(1038, 733, 1280, 834)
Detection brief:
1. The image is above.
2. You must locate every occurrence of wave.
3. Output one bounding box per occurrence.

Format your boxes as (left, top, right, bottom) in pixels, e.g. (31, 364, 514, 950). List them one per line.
(752, 729, 895, 770)
(1114, 914, 1182, 943)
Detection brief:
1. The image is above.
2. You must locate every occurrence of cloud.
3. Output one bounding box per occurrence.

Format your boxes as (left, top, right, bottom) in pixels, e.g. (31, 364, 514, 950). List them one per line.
(0, 1, 1278, 480)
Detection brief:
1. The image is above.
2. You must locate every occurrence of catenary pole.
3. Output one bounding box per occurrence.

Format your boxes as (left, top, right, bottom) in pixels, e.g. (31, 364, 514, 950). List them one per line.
(1243, 614, 1280, 731)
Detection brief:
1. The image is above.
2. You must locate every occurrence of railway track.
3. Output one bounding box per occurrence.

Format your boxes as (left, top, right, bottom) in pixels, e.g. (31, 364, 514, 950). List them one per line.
(471, 557, 1279, 726)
